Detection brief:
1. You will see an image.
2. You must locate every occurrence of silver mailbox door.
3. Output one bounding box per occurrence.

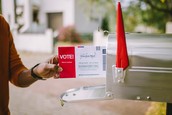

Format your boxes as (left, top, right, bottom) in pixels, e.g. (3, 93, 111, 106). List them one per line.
(106, 33, 172, 103)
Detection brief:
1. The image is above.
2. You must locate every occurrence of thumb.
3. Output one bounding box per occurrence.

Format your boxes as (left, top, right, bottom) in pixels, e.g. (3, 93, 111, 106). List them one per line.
(45, 64, 56, 70)
(45, 64, 63, 72)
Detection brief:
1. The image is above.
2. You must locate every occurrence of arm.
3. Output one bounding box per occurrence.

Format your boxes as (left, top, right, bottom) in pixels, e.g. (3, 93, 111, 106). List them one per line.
(18, 61, 63, 87)
(8, 28, 62, 87)
(17, 69, 37, 87)
(4, 16, 62, 87)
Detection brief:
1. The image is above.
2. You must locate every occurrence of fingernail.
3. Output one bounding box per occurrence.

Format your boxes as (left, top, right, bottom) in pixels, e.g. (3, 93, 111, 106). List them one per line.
(54, 74, 60, 79)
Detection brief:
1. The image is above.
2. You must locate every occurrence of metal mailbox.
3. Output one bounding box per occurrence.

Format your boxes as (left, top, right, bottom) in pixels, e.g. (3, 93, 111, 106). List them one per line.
(60, 33, 172, 103)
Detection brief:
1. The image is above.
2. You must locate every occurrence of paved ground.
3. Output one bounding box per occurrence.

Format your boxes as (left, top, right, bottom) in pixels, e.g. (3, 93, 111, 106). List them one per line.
(9, 51, 151, 115)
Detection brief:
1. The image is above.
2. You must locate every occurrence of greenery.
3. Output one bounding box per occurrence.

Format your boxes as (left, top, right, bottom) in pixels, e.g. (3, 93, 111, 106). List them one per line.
(101, 15, 110, 32)
(122, 1, 142, 32)
(124, 0, 171, 33)
(146, 102, 166, 115)
(80, 33, 93, 41)
(80, 0, 172, 33)
(57, 25, 83, 43)
(140, 0, 172, 21)
(133, 0, 171, 32)
(121, 0, 171, 33)
(78, 0, 116, 32)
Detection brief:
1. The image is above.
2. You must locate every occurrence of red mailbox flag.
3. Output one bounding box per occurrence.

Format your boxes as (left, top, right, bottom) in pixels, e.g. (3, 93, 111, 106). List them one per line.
(116, 2, 129, 70)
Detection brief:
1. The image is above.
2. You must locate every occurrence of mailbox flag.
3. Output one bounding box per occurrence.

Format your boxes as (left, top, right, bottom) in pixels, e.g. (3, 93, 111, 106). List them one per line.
(116, 2, 129, 70)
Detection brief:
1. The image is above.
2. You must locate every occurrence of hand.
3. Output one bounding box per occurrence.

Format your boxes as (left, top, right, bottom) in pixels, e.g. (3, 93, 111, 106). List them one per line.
(33, 56, 63, 79)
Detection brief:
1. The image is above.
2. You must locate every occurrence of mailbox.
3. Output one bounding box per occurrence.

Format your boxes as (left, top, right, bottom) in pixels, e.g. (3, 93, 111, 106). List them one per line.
(60, 33, 172, 103)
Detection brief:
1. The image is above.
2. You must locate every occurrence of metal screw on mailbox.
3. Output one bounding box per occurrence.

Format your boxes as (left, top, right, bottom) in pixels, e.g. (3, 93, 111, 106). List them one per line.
(118, 80, 122, 83)
(146, 96, 151, 100)
(117, 69, 121, 73)
(106, 93, 113, 98)
(107, 93, 111, 97)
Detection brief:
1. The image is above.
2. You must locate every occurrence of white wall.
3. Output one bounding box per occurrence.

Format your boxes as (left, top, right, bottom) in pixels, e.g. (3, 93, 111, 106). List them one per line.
(2, 0, 101, 34)
(40, 0, 75, 27)
(13, 29, 54, 53)
(75, 0, 102, 34)
(40, 0, 102, 34)
(19, 0, 33, 33)
(2, 0, 33, 32)
(166, 22, 172, 34)
(2, 0, 16, 30)
(93, 30, 108, 46)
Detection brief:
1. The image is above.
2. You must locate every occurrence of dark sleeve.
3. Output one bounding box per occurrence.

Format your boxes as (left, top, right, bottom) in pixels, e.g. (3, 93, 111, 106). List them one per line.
(9, 33, 28, 86)
(1, 16, 29, 86)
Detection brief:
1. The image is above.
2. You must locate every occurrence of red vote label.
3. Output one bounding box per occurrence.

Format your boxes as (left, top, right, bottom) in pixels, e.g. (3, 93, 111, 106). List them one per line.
(58, 47, 76, 78)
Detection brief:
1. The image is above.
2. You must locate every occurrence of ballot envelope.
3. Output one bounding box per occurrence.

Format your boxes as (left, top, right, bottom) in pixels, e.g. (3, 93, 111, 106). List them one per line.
(60, 33, 172, 103)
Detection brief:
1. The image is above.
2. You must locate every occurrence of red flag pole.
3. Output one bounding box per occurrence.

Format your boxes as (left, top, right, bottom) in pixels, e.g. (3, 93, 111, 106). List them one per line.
(116, 1, 129, 70)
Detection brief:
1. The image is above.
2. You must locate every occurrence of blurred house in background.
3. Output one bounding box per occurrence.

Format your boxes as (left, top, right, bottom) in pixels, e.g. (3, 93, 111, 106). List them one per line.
(2, 0, 102, 53)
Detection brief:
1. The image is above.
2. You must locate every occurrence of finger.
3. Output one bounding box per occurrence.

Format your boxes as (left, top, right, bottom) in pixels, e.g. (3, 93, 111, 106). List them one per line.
(45, 64, 56, 71)
(47, 56, 58, 64)
(45, 64, 63, 72)
(50, 58, 54, 64)
(54, 65, 63, 72)
(53, 55, 58, 64)
(54, 74, 60, 79)
(57, 67, 63, 72)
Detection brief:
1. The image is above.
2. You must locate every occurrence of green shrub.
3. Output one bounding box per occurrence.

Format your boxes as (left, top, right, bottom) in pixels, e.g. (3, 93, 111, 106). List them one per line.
(80, 33, 93, 42)
(58, 25, 82, 43)
(146, 102, 166, 115)
(101, 16, 109, 32)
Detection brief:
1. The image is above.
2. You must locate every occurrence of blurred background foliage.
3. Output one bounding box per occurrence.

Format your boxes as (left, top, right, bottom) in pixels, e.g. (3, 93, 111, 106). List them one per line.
(0, 0, 171, 32)
(137, 0, 171, 33)
(83, 0, 172, 33)
(57, 25, 93, 43)
(101, 15, 110, 32)
(146, 102, 166, 115)
(58, 25, 82, 43)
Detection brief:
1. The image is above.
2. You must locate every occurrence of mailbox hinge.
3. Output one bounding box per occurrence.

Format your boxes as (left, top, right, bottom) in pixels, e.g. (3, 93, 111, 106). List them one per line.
(112, 65, 126, 83)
